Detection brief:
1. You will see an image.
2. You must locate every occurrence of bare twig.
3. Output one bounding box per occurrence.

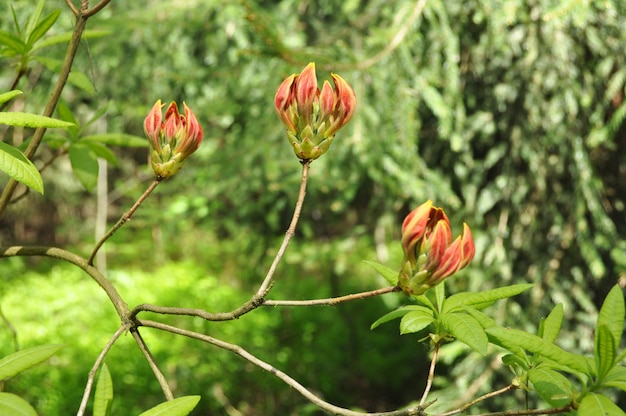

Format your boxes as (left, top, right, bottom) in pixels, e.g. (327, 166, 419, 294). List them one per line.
(256, 160, 311, 296)
(263, 286, 400, 306)
(138, 319, 428, 416)
(0, 246, 130, 321)
(420, 341, 440, 406)
(88, 178, 161, 265)
(436, 384, 517, 416)
(77, 325, 126, 416)
(130, 328, 174, 401)
(464, 406, 573, 416)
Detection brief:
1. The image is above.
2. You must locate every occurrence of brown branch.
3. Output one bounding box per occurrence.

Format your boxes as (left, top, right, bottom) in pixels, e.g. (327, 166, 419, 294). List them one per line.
(77, 325, 126, 416)
(130, 328, 174, 401)
(436, 384, 518, 416)
(256, 160, 310, 296)
(420, 341, 440, 406)
(466, 406, 573, 416)
(88, 178, 161, 265)
(138, 319, 428, 416)
(263, 286, 400, 307)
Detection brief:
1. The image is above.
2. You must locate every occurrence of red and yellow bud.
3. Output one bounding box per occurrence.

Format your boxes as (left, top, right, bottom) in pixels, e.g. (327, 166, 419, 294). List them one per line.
(398, 201, 475, 296)
(144, 100, 203, 179)
(274, 62, 356, 160)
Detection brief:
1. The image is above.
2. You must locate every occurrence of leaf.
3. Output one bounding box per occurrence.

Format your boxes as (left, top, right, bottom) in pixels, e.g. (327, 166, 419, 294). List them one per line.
(94, 363, 113, 416)
(528, 367, 572, 407)
(364, 260, 398, 286)
(0, 112, 74, 128)
(485, 327, 590, 375)
(433, 281, 445, 312)
(595, 324, 617, 381)
(0, 142, 44, 194)
(0, 90, 22, 106)
(83, 133, 149, 148)
(441, 311, 488, 355)
(578, 392, 626, 416)
(26, 10, 60, 48)
(539, 303, 564, 343)
(0, 30, 25, 54)
(370, 305, 426, 330)
(0, 392, 38, 416)
(86, 141, 119, 166)
(69, 143, 99, 191)
(597, 285, 625, 352)
(138, 396, 201, 416)
(399, 308, 435, 335)
(33, 30, 112, 51)
(0, 344, 63, 380)
(67, 70, 96, 95)
(603, 365, 626, 392)
(444, 284, 534, 312)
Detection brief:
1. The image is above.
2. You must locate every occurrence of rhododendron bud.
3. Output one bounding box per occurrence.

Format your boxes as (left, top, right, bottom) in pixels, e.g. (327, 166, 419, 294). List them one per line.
(274, 62, 356, 160)
(398, 200, 475, 296)
(144, 100, 203, 179)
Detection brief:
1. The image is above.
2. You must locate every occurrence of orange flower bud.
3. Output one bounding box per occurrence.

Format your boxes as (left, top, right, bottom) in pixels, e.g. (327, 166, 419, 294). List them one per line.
(144, 100, 203, 179)
(398, 201, 475, 296)
(274, 62, 356, 160)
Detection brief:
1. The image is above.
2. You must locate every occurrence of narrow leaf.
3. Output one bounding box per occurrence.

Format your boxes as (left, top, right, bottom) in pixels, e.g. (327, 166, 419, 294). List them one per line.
(595, 324, 616, 381)
(441, 312, 488, 355)
(603, 365, 626, 392)
(86, 141, 119, 166)
(0, 90, 22, 106)
(433, 281, 445, 313)
(83, 133, 149, 148)
(528, 367, 572, 407)
(399, 308, 435, 335)
(485, 327, 589, 374)
(371, 306, 426, 330)
(94, 363, 113, 416)
(578, 392, 626, 416)
(0, 392, 38, 416)
(597, 285, 625, 352)
(0, 142, 44, 194)
(26, 10, 60, 48)
(32, 30, 112, 51)
(364, 260, 398, 286)
(0, 112, 74, 128)
(138, 396, 201, 416)
(69, 143, 99, 191)
(445, 284, 534, 312)
(0, 30, 25, 54)
(539, 303, 564, 343)
(0, 344, 63, 380)
(24, 0, 46, 41)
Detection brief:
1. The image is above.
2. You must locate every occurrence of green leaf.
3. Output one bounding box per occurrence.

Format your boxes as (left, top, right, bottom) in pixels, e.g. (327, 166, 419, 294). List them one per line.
(433, 281, 445, 312)
(0, 392, 38, 416)
(528, 367, 572, 407)
(595, 324, 617, 381)
(485, 327, 590, 374)
(539, 303, 564, 343)
(0, 30, 25, 54)
(86, 141, 119, 166)
(399, 308, 435, 335)
(33, 30, 112, 51)
(67, 70, 96, 95)
(138, 396, 201, 416)
(597, 285, 625, 352)
(370, 305, 426, 330)
(364, 260, 398, 286)
(26, 10, 60, 48)
(0, 142, 44, 194)
(94, 363, 113, 416)
(501, 353, 530, 370)
(0, 112, 75, 128)
(603, 365, 626, 392)
(24, 0, 45, 41)
(69, 143, 99, 191)
(0, 90, 22, 105)
(0, 344, 63, 380)
(83, 133, 149, 148)
(441, 311, 488, 355)
(578, 392, 626, 416)
(444, 284, 534, 312)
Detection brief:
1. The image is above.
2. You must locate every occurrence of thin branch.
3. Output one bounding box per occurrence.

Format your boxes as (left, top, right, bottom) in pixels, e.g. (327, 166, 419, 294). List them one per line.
(0, 304, 19, 352)
(256, 160, 311, 296)
(84, 0, 112, 18)
(65, 0, 79, 16)
(436, 384, 517, 416)
(77, 325, 126, 416)
(130, 328, 174, 401)
(466, 406, 573, 416)
(0, 246, 130, 321)
(138, 319, 428, 416)
(88, 178, 161, 265)
(420, 341, 440, 406)
(263, 286, 400, 306)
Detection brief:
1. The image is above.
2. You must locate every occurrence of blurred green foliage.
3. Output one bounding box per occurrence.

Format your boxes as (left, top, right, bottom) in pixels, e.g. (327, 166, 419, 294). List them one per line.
(1, 0, 625, 414)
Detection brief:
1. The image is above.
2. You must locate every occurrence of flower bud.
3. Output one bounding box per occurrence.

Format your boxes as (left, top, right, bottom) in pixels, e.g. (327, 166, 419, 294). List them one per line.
(144, 100, 203, 179)
(274, 62, 356, 160)
(398, 201, 475, 296)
